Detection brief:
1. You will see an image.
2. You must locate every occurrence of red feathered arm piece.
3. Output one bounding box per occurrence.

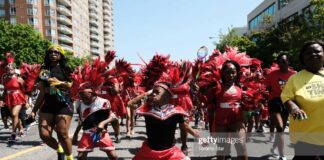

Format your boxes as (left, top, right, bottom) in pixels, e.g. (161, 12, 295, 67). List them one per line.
(198, 59, 222, 101)
(23, 64, 41, 93)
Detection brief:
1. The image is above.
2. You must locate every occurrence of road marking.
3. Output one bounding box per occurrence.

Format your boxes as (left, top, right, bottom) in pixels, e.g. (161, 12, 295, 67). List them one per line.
(0, 133, 74, 160)
(0, 146, 43, 160)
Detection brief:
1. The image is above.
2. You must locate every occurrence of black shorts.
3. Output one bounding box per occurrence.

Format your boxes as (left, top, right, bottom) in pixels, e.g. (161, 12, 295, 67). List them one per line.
(40, 94, 73, 116)
(0, 106, 10, 118)
(268, 97, 289, 115)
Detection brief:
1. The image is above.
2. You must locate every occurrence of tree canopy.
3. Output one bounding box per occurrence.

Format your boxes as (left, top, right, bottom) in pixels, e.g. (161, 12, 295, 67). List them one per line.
(0, 20, 86, 69)
(216, 0, 324, 70)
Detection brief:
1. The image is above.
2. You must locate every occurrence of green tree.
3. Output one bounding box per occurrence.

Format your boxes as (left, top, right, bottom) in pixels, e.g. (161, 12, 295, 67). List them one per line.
(64, 51, 91, 70)
(216, 28, 256, 53)
(0, 20, 51, 65)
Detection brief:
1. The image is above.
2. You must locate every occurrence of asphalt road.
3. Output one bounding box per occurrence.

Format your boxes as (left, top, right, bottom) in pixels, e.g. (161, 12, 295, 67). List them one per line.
(0, 114, 295, 160)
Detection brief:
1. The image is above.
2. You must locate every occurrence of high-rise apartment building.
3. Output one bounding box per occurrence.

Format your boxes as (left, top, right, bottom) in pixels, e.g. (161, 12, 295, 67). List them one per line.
(0, 0, 114, 57)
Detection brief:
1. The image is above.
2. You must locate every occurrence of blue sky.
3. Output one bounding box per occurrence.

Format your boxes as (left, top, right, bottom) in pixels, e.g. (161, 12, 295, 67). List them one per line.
(114, 0, 263, 66)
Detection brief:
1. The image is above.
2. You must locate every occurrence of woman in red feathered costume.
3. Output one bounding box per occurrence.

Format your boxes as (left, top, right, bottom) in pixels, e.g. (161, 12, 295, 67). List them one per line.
(130, 65, 200, 160)
(0, 53, 27, 143)
(198, 47, 250, 160)
(241, 58, 267, 137)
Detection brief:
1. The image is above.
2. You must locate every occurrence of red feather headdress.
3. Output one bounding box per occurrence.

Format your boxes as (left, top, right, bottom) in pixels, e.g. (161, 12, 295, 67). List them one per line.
(114, 59, 135, 89)
(104, 50, 116, 65)
(155, 61, 192, 97)
(222, 47, 251, 67)
(71, 57, 109, 98)
(140, 54, 171, 91)
(198, 47, 252, 101)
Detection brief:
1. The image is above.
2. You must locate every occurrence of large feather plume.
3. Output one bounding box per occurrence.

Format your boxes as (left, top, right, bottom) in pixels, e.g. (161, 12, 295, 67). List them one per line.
(222, 47, 251, 67)
(140, 54, 171, 91)
(114, 59, 135, 89)
(104, 50, 116, 64)
(71, 57, 109, 97)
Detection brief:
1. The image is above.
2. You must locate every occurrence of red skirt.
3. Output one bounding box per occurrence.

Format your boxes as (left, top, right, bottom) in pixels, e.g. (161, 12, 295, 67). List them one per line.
(133, 141, 186, 160)
(213, 108, 243, 132)
(77, 130, 115, 152)
(5, 90, 26, 107)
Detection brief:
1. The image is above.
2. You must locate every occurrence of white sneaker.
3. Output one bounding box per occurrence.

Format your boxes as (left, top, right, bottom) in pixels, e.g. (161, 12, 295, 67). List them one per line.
(279, 156, 287, 160)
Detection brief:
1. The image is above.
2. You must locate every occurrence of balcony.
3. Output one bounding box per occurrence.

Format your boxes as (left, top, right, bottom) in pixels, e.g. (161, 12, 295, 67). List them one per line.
(104, 27, 111, 32)
(91, 49, 101, 56)
(58, 34, 73, 44)
(103, 15, 110, 21)
(57, 15, 72, 25)
(103, 3, 109, 9)
(90, 34, 99, 41)
(90, 27, 99, 34)
(103, 9, 110, 15)
(90, 41, 99, 48)
(58, 0, 71, 7)
(59, 43, 74, 52)
(58, 25, 72, 35)
(57, 5, 71, 17)
(103, 16, 110, 22)
(89, 11, 97, 18)
(89, 4, 97, 11)
(90, 19, 99, 27)
(89, 0, 98, 5)
(104, 41, 111, 45)
(104, 38, 111, 42)
(103, 21, 110, 27)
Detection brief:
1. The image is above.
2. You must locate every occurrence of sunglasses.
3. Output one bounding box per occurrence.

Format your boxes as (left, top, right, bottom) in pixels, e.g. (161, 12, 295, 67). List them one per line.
(49, 50, 61, 55)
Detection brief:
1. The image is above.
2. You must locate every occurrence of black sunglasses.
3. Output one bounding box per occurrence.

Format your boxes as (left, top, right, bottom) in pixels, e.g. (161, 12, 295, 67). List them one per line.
(49, 50, 61, 55)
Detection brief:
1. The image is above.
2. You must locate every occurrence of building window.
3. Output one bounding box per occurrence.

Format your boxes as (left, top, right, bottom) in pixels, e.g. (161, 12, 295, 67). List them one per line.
(10, 7, 16, 15)
(44, 0, 54, 6)
(26, 0, 37, 4)
(9, 0, 15, 5)
(0, 9, 5, 17)
(10, 17, 16, 24)
(249, 3, 276, 30)
(45, 18, 55, 26)
(27, 8, 38, 15)
(46, 29, 56, 36)
(45, 9, 55, 16)
(28, 17, 39, 25)
(0, 0, 4, 6)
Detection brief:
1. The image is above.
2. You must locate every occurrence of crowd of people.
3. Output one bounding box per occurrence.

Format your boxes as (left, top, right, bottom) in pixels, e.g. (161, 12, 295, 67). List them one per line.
(0, 39, 323, 160)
